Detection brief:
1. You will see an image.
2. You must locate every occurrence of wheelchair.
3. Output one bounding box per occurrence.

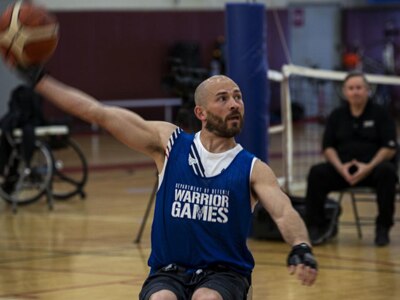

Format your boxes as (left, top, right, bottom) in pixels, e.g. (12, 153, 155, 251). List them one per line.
(0, 125, 88, 213)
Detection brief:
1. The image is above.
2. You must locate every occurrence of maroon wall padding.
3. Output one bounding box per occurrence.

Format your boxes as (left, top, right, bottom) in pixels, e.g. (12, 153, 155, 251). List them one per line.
(47, 10, 225, 100)
(42, 10, 288, 129)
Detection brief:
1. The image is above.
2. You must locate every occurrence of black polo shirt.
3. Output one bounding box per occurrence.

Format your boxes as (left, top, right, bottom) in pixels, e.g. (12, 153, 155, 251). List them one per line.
(322, 100, 397, 163)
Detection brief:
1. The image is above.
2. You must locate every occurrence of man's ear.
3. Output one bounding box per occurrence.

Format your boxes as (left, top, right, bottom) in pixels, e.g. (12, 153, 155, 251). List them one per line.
(194, 106, 206, 121)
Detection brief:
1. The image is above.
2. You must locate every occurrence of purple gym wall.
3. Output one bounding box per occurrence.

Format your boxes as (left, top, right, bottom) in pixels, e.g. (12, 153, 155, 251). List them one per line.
(342, 6, 400, 116)
(342, 7, 400, 72)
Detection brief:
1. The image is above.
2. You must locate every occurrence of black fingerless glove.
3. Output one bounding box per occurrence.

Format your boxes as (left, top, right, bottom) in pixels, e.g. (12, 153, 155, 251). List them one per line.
(17, 64, 46, 87)
(287, 243, 318, 270)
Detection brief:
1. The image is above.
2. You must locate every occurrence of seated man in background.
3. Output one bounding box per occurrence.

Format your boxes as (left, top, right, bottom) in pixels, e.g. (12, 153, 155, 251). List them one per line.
(305, 72, 398, 247)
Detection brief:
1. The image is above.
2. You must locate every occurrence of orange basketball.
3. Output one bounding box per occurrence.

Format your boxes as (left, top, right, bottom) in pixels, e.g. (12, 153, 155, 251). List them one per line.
(0, 1, 59, 66)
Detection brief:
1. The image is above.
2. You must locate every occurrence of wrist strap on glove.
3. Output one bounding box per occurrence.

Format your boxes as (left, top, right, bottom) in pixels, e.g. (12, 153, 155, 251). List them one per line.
(287, 243, 318, 270)
(17, 65, 46, 87)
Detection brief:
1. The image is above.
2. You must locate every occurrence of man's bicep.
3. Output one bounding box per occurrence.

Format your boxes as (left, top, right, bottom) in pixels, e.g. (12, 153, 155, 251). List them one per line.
(322, 115, 337, 150)
(148, 121, 179, 149)
(102, 107, 174, 156)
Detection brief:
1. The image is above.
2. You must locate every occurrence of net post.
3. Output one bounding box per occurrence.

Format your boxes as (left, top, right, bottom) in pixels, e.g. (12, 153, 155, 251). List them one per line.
(281, 67, 293, 193)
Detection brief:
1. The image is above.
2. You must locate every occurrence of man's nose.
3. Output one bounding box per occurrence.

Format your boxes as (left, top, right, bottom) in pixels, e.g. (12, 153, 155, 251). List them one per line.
(229, 97, 240, 110)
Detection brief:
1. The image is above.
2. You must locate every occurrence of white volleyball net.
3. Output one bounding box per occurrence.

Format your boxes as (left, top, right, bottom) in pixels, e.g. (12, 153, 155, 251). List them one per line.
(267, 64, 400, 195)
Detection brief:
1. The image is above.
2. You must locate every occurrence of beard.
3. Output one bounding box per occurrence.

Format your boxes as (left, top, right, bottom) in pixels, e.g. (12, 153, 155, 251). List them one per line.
(205, 111, 244, 138)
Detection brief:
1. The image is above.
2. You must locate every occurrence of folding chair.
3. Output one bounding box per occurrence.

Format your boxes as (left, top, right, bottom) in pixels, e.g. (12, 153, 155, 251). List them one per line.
(337, 185, 400, 239)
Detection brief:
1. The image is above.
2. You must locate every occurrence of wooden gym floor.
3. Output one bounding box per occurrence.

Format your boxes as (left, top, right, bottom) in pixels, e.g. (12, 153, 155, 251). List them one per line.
(0, 133, 399, 300)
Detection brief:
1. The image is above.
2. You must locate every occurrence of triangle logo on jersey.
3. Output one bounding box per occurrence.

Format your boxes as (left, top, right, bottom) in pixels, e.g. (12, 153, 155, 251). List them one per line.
(188, 154, 198, 166)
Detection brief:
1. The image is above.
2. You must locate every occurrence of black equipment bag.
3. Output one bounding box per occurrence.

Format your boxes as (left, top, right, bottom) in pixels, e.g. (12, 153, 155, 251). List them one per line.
(251, 195, 340, 240)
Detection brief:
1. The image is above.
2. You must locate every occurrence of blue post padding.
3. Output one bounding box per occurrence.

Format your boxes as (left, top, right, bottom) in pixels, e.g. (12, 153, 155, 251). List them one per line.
(225, 3, 269, 162)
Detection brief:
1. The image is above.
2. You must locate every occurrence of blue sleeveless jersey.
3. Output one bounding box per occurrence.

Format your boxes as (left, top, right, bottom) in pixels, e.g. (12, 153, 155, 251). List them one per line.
(148, 129, 255, 276)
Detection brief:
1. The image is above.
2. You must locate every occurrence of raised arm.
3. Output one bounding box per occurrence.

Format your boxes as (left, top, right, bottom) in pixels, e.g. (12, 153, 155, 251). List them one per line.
(35, 75, 177, 171)
(250, 159, 317, 285)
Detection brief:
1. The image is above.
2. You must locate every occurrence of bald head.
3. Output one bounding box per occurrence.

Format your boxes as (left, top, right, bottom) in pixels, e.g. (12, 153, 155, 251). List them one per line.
(194, 75, 238, 106)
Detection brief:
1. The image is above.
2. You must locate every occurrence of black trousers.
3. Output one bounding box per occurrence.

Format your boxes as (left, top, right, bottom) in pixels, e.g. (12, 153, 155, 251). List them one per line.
(305, 161, 398, 228)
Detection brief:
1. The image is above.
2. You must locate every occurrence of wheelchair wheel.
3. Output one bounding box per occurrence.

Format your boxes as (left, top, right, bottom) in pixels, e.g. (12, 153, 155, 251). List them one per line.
(51, 138, 88, 200)
(0, 141, 53, 205)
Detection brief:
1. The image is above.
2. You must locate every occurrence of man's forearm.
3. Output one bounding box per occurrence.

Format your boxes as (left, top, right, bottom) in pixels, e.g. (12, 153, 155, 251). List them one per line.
(367, 148, 396, 169)
(275, 208, 311, 247)
(35, 75, 103, 124)
(324, 147, 343, 171)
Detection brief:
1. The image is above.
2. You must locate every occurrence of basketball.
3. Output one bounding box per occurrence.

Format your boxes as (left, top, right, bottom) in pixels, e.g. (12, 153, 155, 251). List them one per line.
(0, 1, 59, 66)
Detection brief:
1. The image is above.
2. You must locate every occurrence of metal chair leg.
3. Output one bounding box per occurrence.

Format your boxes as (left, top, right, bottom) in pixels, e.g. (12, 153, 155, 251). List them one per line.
(12, 197, 18, 214)
(46, 181, 54, 211)
(338, 192, 344, 206)
(134, 177, 158, 244)
(350, 192, 363, 239)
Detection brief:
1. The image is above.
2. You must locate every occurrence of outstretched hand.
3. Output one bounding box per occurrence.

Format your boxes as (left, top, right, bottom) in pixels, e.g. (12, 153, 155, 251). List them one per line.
(1, 55, 46, 87)
(287, 243, 318, 286)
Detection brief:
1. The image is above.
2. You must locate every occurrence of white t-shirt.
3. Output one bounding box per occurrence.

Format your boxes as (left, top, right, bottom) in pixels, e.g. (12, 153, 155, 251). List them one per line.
(192, 132, 243, 177)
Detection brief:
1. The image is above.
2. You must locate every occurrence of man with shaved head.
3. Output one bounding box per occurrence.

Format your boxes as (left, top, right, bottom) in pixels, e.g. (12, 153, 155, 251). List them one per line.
(12, 68, 318, 299)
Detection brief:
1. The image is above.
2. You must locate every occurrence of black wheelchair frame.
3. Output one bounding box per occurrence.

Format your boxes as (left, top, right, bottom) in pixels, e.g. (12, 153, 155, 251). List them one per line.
(0, 125, 88, 213)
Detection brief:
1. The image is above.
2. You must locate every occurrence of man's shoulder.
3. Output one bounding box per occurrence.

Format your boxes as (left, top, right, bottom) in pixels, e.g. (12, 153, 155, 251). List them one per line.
(369, 102, 387, 112)
(327, 105, 347, 120)
(366, 102, 392, 119)
(240, 147, 256, 158)
(332, 104, 347, 113)
(166, 127, 196, 150)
